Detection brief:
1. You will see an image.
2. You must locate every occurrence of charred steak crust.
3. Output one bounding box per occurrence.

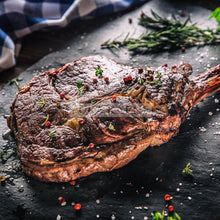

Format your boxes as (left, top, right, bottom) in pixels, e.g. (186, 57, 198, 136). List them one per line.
(7, 55, 220, 182)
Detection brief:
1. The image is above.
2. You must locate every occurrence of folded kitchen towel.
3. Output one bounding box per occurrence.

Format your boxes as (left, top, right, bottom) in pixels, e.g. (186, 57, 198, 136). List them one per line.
(0, 0, 146, 72)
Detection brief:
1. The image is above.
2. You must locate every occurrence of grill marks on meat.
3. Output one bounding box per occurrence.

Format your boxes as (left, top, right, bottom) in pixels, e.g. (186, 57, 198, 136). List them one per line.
(7, 55, 220, 182)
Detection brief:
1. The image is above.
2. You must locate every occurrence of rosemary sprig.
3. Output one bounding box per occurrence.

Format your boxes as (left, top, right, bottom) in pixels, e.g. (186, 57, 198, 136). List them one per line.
(101, 10, 220, 52)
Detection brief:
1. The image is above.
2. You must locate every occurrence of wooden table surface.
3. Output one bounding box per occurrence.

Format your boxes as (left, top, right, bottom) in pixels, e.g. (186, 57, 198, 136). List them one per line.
(0, 0, 218, 89)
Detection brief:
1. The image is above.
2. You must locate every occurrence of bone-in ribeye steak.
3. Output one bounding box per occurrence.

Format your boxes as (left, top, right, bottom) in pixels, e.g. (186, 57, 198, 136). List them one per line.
(7, 55, 220, 182)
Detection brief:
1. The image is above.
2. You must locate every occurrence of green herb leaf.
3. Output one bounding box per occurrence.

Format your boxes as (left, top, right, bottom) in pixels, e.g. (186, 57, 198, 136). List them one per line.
(49, 131, 57, 138)
(1, 149, 14, 162)
(95, 65, 103, 76)
(35, 99, 45, 108)
(156, 73, 162, 78)
(182, 162, 194, 177)
(154, 79, 162, 86)
(138, 77, 145, 85)
(153, 211, 164, 220)
(76, 79, 85, 94)
(109, 123, 116, 131)
(167, 212, 181, 220)
(209, 7, 220, 22)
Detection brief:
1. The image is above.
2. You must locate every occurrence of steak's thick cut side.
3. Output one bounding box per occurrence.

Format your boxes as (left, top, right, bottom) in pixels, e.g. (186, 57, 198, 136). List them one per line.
(7, 55, 220, 182)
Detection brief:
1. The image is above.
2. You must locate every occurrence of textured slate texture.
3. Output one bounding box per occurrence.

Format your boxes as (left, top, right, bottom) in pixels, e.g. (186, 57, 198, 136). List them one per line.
(0, 0, 219, 219)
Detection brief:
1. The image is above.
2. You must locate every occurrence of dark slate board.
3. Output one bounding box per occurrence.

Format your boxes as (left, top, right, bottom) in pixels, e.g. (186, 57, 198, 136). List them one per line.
(0, 0, 220, 219)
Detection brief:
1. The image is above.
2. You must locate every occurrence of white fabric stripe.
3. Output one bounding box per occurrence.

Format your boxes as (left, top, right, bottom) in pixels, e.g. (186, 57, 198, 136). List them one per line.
(0, 37, 15, 69)
(4, 0, 25, 14)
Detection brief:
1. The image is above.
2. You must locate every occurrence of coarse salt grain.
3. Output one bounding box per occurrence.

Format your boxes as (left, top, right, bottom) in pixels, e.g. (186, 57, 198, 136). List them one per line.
(208, 112, 213, 116)
(199, 127, 206, 132)
(188, 196, 192, 200)
(56, 214, 62, 220)
(111, 214, 116, 220)
(96, 199, 100, 204)
(145, 193, 150, 198)
(214, 98, 219, 103)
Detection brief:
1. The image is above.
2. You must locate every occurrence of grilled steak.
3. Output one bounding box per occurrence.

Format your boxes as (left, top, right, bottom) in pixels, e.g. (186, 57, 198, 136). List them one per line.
(7, 55, 220, 182)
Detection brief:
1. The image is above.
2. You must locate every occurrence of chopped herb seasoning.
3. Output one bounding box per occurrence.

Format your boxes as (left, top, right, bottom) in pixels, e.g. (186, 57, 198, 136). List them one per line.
(138, 77, 145, 85)
(42, 114, 50, 127)
(182, 163, 194, 177)
(109, 123, 115, 131)
(95, 65, 103, 76)
(1, 149, 14, 162)
(35, 99, 45, 108)
(76, 79, 85, 95)
(50, 131, 57, 138)
(91, 100, 98, 104)
(156, 73, 162, 78)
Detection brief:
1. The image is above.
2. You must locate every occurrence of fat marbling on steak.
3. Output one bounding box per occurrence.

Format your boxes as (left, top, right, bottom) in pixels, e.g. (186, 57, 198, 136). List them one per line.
(7, 55, 220, 182)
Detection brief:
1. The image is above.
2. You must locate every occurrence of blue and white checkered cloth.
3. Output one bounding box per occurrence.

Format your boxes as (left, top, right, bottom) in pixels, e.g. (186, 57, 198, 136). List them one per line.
(0, 0, 146, 72)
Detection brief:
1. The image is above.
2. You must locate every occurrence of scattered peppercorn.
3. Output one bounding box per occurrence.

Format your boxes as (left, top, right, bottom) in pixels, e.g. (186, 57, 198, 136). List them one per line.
(45, 121, 51, 127)
(89, 143, 95, 148)
(138, 68, 144, 73)
(104, 77, 109, 83)
(70, 180, 76, 185)
(124, 76, 132, 83)
(164, 194, 171, 201)
(93, 78, 98, 84)
(162, 63, 168, 67)
(10, 104, 13, 110)
(112, 95, 117, 102)
(79, 119, 85, 125)
(180, 11, 186, 17)
(128, 18, 132, 24)
(58, 197, 66, 206)
(74, 203, 82, 211)
(60, 93, 65, 99)
(84, 84, 89, 90)
(149, 75, 154, 81)
(168, 205, 174, 212)
(181, 46, 185, 52)
(140, 12, 144, 18)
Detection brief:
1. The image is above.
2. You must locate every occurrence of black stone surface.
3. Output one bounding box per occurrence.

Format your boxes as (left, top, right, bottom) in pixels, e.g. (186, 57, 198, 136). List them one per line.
(0, 0, 220, 219)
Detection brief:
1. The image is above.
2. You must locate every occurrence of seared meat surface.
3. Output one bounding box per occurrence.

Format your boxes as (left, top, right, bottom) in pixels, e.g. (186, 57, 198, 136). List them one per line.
(7, 55, 220, 182)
